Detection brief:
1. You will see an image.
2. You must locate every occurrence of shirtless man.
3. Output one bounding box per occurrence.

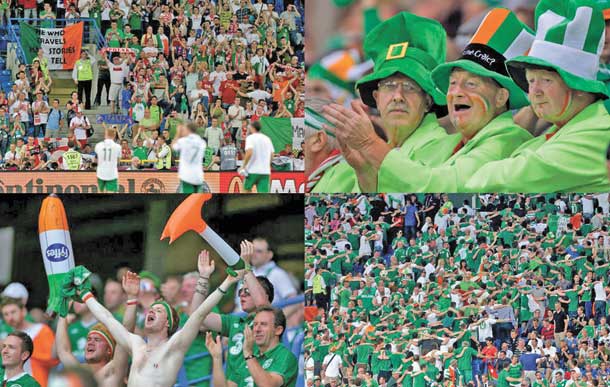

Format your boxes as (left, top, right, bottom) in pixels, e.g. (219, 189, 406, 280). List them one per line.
(81, 264, 241, 387)
(55, 271, 139, 387)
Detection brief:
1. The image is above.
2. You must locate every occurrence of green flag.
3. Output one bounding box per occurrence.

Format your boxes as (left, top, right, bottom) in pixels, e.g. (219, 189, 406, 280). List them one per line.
(20, 22, 40, 64)
(260, 117, 292, 152)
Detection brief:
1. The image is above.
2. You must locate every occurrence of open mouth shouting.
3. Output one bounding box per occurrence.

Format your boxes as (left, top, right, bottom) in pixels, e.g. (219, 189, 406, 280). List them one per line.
(452, 103, 472, 113)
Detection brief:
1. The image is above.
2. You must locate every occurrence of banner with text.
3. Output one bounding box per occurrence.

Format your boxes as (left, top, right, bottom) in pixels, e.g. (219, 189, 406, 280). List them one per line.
(20, 22, 84, 69)
(291, 118, 304, 150)
(0, 172, 304, 193)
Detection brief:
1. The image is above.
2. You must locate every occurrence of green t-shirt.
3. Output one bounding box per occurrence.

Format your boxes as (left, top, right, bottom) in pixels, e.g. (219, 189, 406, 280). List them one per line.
(508, 363, 523, 379)
(1, 372, 41, 387)
(180, 309, 218, 387)
(232, 343, 298, 387)
(220, 313, 254, 381)
(413, 371, 426, 387)
(105, 28, 125, 48)
(133, 145, 148, 161)
(355, 343, 374, 364)
(457, 346, 477, 371)
(497, 369, 510, 387)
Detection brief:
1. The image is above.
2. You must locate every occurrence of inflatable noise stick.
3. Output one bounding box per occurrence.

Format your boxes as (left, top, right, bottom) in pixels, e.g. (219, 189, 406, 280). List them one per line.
(38, 194, 76, 318)
(161, 194, 244, 276)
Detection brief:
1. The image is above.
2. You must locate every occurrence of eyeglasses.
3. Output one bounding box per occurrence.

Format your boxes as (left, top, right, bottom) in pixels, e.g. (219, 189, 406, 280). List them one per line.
(378, 79, 422, 94)
(239, 288, 250, 296)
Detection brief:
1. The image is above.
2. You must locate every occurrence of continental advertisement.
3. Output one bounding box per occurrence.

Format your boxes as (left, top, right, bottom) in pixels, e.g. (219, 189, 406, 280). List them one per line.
(0, 172, 305, 194)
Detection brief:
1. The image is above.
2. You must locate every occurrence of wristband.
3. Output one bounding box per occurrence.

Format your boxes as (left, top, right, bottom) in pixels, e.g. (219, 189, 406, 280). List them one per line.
(126, 299, 138, 306)
(244, 354, 255, 361)
(199, 275, 210, 280)
(218, 287, 227, 295)
(82, 292, 95, 303)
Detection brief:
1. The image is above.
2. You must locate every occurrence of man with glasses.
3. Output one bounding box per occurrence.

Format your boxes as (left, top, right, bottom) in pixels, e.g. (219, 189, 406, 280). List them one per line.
(324, 9, 534, 192)
(249, 238, 298, 306)
(314, 12, 457, 192)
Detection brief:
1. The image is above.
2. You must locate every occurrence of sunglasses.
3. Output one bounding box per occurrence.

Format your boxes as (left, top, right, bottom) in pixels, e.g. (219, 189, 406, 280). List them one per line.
(239, 288, 250, 297)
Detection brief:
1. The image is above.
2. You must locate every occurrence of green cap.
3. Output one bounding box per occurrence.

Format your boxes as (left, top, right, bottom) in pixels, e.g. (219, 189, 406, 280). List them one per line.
(356, 12, 447, 109)
(506, 0, 610, 98)
(139, 270, 161, 291)
(432, 8, 534, 109)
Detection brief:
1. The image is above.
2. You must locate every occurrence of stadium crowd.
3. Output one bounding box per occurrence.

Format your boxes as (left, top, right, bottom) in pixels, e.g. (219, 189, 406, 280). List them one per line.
(0, 0, 304, 171)
(304, 193, 610, 387)
(0, 237, 303, 387)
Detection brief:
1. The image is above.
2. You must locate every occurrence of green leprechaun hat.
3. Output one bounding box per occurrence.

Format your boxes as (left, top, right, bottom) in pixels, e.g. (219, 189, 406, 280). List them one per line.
(506, 0, 610, 99)
(355, 12, 447, 109)
(431, 8, 535, 109)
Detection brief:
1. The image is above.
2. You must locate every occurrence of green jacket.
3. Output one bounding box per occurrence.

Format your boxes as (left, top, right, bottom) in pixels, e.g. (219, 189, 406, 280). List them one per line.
(311, 113, 453, 193)
(466, 101, 610, 192)
(378, 111, 532, 192)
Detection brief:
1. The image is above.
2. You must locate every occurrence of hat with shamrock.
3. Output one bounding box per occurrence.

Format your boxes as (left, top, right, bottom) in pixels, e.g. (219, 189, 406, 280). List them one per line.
(431, 8, 535, 109)
(506, 0, 610, 98)
(355, 12, 447, 109)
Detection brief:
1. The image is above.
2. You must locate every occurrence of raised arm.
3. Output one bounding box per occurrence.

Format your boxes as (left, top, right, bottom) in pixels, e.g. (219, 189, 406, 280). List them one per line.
(83, 291, 142, 355)
(240, 241, 270, 308)
(55, 314, 80, 367)
(172, 273, 242, 352)
(103, 271, 140, 383)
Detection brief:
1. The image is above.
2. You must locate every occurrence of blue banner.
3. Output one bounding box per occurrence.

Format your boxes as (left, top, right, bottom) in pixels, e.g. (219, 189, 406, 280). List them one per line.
(96, 114, 133, 125)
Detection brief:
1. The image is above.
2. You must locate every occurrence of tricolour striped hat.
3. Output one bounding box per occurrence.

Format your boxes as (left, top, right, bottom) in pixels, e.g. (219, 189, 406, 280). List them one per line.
(506, 0, 610, 98)
(432, 8, 535, 109)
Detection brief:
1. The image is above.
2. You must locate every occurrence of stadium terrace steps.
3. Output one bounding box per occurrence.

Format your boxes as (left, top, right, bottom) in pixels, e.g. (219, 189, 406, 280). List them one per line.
(47, 72, 110, 143)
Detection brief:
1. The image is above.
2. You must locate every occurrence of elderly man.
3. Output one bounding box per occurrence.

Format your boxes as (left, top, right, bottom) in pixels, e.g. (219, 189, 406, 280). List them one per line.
(467, 0, 610, 192)
(329, 9, 535, 192)
(304, 99, 342, 192)
(317, 12, 458, 192)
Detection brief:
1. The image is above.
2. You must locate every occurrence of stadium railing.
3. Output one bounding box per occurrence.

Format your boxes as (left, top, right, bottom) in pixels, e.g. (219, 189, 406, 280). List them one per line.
(175, 294, 305, 387)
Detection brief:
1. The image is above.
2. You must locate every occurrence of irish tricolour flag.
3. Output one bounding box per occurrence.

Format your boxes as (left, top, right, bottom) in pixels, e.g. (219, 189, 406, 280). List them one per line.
(20, 22, 84, 70)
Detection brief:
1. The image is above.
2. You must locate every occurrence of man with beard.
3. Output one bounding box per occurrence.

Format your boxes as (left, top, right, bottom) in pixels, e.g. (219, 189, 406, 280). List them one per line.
(55, 271, 139, 387)
(316, 12, 458, 192)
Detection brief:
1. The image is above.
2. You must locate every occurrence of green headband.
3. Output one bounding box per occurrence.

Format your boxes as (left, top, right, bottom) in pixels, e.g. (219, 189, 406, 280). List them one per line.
(152, 301, 175, 334)
(88, 329, 116, 356)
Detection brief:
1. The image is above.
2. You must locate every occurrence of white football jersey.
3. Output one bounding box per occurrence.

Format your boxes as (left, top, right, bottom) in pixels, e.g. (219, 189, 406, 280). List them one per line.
(95, 139, 122, 181)
(173, 133, 207, 185)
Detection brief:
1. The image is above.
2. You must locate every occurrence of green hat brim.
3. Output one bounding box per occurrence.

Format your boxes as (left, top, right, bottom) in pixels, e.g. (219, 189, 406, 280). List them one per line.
(356, 60, 446, 108)
(431, 59, 530, 110)
(506, 56, 610, 99)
